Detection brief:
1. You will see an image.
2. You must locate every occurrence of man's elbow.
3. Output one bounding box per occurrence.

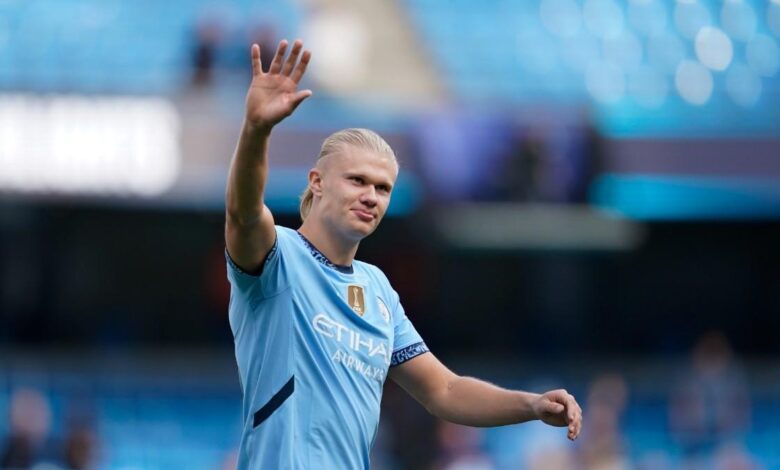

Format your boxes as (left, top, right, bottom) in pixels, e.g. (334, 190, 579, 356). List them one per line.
(425, 400, 469, 425)
(422, 380, 456, 420)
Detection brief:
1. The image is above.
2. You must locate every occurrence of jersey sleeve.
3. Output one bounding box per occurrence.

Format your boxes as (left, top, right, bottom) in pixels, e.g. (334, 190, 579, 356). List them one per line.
(388, 293, 430, 367)
(225, 226, 291, 299)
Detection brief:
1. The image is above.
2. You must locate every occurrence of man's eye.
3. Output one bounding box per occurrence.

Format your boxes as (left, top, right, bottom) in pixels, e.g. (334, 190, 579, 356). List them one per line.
(350, 177, 364, 184)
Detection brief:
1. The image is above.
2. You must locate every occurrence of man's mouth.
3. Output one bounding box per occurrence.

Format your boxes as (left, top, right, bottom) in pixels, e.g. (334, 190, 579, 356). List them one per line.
(352, 209, 376, 222)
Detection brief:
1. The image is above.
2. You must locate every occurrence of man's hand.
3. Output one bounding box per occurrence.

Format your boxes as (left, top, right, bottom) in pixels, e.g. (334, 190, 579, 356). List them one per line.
(245, 39, 312, 133)
(532, 389, 583, 440)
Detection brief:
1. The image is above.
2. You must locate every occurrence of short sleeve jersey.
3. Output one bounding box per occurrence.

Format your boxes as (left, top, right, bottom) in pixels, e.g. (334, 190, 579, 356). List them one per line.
(226, 226, 429, 470)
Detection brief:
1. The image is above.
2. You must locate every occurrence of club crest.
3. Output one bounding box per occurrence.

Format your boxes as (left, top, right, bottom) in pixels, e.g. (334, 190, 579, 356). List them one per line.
(377, 297, 391, 324)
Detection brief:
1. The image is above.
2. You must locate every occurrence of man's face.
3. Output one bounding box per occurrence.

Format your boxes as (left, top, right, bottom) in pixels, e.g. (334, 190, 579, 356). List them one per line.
(312, 146, 398, 242)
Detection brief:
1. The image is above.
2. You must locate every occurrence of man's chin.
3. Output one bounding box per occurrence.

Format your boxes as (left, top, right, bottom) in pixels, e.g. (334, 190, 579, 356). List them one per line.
(347, 221, 378, 241)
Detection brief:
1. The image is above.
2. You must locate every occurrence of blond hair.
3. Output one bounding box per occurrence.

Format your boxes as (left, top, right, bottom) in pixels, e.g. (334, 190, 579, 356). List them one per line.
(299, 128, 396, 221)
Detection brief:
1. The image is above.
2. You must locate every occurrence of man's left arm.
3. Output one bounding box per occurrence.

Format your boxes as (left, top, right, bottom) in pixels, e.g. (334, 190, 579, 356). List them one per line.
(388, 353, 583, 440)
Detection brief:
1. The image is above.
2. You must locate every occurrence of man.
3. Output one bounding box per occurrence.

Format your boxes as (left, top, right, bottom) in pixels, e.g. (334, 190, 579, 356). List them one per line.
(224, 39, 583, 469)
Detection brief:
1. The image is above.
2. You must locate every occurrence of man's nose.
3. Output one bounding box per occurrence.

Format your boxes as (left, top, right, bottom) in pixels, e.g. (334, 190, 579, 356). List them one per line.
(360, 187, 377, 206)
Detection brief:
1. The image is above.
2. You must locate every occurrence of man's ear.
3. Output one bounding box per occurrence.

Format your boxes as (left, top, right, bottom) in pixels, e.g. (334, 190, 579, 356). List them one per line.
(309, 168, 323, 197)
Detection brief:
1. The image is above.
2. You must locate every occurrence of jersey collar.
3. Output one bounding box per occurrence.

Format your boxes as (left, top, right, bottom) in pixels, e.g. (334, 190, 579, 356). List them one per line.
(296, 231, 354, 274)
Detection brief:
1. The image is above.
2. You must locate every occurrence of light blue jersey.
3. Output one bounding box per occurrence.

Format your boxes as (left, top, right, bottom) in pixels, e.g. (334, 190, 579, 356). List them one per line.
(226, 226, 429, 469)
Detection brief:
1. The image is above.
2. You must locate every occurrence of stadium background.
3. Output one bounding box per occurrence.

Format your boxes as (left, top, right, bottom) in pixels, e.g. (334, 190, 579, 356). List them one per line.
(1, 0, 779, 468)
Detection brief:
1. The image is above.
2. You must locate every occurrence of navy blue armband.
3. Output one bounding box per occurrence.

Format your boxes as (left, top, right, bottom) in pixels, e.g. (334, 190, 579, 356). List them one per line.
(390, 342, 430, 367)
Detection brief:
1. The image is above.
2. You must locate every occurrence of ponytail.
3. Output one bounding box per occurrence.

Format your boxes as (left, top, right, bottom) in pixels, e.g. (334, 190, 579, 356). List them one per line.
(299, 186, 314, 221)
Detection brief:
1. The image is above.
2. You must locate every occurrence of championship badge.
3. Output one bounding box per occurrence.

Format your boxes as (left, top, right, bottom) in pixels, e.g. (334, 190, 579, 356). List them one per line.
(347, 284, 365, 316)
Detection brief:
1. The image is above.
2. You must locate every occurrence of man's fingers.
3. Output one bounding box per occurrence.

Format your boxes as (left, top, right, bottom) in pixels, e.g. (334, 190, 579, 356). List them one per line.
(290, 89, 313, 111)
(566, 395, 578, 422)
(568, 414, 582, 440)
(269, 40, 289, 74)
(539, 389, 582, 439)
(565, 395, 583, 440)
(281, 39, 303, 76)
(250, 44, 262, 76)
(546, 402, 565, 414)
(290, 50, 311, 84)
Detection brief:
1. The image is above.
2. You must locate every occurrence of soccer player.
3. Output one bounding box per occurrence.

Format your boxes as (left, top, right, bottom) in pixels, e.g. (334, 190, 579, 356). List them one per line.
(225, 39, 583, 469)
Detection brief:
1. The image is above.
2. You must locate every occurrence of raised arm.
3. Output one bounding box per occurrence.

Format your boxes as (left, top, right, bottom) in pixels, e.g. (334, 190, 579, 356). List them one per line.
(389, 353, 583, 440)
(225, 39, 312, 273)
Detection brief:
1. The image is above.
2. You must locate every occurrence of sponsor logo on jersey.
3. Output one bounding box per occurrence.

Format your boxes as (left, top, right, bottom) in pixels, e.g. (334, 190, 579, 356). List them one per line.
(377, 297, 390, 324)
(312, 313, 390, 366)
(331, 349, 385, 381)
(347, 284, 365, 316)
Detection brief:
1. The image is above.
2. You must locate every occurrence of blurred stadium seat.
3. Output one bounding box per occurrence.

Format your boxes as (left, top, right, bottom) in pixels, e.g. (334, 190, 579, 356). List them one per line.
(401, 0, 780, 136)
(0, 0, 302, 94)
